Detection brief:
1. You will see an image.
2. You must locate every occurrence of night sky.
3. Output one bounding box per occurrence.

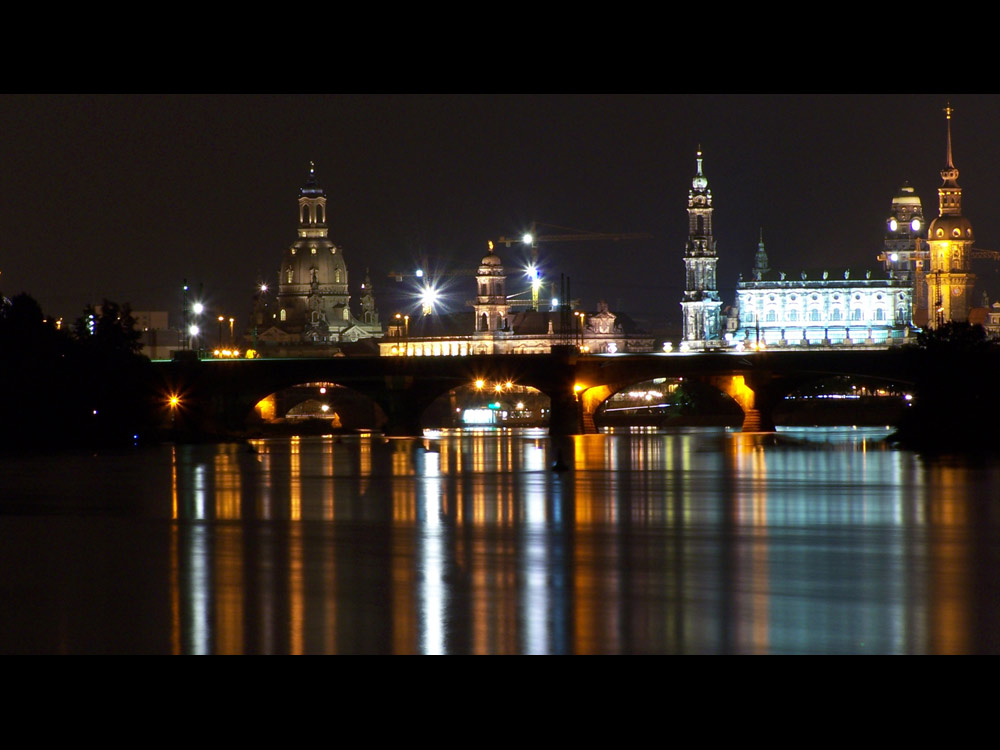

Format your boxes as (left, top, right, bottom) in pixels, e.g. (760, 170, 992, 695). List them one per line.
(3, 94, 1000, 333)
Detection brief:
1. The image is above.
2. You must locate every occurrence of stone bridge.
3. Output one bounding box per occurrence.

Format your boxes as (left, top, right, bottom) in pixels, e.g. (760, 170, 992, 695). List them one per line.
(152, 346, 917, 436)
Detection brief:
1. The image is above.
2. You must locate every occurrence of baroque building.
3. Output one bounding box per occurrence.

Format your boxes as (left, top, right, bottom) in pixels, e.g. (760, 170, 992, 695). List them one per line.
(250, 164, 382, 355)
(379, 244, 654, 356)
(731, 233, 914, 349)
(925, 105, 975, 327)
(680, 149, 722, 351)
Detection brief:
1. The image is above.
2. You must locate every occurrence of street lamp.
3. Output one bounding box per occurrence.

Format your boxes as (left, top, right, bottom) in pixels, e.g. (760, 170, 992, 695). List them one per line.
(229, 317, 235, 345)
(218, 315, 225, 348)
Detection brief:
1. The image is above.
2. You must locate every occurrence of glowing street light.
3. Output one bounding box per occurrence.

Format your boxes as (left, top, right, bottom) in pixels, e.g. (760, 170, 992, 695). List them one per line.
(420, 285, 439, 316)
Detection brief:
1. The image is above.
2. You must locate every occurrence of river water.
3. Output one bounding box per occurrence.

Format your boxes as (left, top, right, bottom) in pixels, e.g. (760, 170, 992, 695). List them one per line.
(1, 427, 999, 654)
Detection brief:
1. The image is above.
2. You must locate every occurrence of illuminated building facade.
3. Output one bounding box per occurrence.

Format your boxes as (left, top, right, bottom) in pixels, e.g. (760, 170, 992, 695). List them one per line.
(925, 106, 975, 327)
(379, 245, 655, 356)
(732, 236, 914, 349)
(680, 150, 723, 351)
(251, 164, 382, 354)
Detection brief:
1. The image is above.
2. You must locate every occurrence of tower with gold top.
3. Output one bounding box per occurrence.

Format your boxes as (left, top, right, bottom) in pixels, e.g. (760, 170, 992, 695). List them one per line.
(925, 105, 976, 327)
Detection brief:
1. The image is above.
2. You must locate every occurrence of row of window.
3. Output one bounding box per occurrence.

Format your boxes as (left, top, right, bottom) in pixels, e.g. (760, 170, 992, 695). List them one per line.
(278, 308, 351, 322)
(285, 268, 343, 283)
(745, 307, 897, 323)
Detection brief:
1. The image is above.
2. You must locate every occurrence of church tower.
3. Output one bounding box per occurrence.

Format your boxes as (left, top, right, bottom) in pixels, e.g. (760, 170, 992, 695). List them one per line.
(681, 149, 722, 349)
(881, 183, 928, 325)
(925, 105, 976, 327)
(474, 243, 508, 333)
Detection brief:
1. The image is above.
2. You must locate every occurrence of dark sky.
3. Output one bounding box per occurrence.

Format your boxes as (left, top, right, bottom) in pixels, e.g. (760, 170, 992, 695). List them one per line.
(3, 94, 999, 331)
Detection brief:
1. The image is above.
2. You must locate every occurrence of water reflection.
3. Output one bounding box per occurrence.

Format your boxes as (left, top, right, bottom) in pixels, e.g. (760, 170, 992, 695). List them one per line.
(3, 428, 1000, 653)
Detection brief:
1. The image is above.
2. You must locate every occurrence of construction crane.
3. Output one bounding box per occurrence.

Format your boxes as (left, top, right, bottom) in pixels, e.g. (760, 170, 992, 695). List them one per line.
(496, 221, 653, 309)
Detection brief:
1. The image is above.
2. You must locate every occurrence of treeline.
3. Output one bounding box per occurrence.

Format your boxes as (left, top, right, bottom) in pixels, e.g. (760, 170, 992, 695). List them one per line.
(0, 293, 156, 449)
(892, 321, 1000, 454)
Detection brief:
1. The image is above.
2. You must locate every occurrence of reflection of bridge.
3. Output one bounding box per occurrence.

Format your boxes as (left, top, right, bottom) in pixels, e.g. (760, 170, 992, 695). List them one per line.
(153, 347, 917, 436)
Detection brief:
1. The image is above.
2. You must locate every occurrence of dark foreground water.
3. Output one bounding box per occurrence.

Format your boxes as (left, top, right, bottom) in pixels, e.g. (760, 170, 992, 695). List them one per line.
(2, 427, 999, 654)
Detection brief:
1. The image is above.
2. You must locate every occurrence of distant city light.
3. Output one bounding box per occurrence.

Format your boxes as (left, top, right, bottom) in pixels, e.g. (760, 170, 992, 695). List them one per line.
(522, 233, 533, 245)
(415, 269, 424, 278)
(192, 302, 204, 315)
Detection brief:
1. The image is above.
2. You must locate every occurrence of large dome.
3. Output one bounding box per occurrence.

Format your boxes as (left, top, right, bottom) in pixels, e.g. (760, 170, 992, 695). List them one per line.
(284, 239, 348, 287)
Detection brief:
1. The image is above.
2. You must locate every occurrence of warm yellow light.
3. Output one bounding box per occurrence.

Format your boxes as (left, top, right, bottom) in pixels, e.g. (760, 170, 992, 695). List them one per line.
(573, 384, 584, 393)
(494, 384, 503, 393)
(168, 395, 181, 408)
(504, 380, 513, 390)
(475, 379, 485, 390)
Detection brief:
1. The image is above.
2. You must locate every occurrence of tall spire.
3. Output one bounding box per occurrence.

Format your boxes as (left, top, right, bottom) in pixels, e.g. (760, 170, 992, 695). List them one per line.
(753, 228, 770, 277)
(937, 104, 962, 214)
(944, 103, 955, 170)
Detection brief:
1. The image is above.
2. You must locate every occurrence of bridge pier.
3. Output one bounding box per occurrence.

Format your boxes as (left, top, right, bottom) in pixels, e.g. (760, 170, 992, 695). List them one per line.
(548, 390, 584, 437)
(712, 374, 778, 433)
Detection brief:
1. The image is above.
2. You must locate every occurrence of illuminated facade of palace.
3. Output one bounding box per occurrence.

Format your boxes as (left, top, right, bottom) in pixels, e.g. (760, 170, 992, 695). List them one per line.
(249, 164, 383, 355)
(378, 245, 655, 356)
(730, 235, 915, 349)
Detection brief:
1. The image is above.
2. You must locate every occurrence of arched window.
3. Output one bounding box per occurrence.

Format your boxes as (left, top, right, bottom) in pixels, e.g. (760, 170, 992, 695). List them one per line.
(809, 309, 820, 322)
(335, 269, 341, 283)
(875, 308, 885, 321)
(766, 310, 776, 322)
(280, 309, 287, 322)
(852, 308, 863, 321)
(480, 313, 488, 331)
(286, 268, 293, 284)
(697, 215, 704, 234)
(831, 308, 842, 321)
(788, 310, 799, 322)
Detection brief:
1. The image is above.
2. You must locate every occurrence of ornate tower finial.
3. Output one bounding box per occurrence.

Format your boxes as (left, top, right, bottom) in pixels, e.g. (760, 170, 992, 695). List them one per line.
(944, 103, 955, 169)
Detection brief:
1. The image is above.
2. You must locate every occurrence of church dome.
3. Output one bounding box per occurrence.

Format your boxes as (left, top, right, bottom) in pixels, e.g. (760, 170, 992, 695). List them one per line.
(479, 248, 504, 275)
(284, 240, 348, 286)
(928, 214, 974, 242)
(892, 183, 922, 208)
(481, 249, 502, 266)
